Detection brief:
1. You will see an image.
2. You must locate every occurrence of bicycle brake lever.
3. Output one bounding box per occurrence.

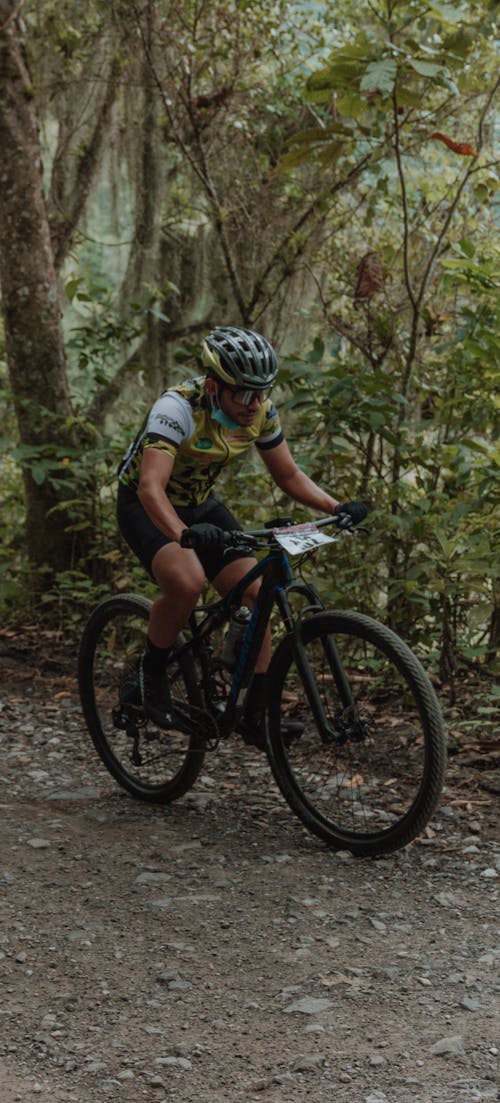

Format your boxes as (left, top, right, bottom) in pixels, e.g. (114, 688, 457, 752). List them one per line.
(336, 516, 354, 531)
(223, 541, 254, 558)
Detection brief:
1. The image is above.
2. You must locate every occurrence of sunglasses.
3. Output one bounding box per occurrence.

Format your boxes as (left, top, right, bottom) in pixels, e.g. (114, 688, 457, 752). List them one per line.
(224, 385, 272, 407)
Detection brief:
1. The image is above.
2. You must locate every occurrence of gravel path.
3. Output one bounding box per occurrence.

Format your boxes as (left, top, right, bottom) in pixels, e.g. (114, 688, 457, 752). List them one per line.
(0, 651, 498, 1103)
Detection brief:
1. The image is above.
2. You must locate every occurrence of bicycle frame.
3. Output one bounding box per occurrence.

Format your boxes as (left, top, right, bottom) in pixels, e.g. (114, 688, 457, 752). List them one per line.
(170, 533, 356, 742)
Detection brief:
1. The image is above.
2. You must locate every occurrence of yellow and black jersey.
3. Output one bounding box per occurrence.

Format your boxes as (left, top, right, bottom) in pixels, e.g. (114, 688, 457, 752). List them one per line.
(118, 376, 283, 507)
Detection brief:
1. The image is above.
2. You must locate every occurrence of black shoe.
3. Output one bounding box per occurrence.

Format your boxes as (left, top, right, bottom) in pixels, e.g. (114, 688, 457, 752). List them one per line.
(238, 716, 304, 752)
(139, 657, 173, 729)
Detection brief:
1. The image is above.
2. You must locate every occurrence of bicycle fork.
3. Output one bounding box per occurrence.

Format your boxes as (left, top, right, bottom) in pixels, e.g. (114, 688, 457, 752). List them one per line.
(277, 592, 361, 744)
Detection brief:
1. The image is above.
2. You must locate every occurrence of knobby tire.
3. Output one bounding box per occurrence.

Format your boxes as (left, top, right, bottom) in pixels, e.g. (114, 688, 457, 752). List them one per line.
(78, 594, 205, 803)
(266, 611, 446, 856)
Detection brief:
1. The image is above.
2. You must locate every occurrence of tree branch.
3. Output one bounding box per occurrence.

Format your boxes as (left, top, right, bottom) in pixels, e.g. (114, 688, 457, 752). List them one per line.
(392, 84, 416, 310)
(50, 53, 122, 271)
(0, 0, 23, 33)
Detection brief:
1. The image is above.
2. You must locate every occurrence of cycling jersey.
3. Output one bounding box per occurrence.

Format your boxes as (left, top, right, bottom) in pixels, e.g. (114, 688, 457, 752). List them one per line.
(118, 376, 284, 508)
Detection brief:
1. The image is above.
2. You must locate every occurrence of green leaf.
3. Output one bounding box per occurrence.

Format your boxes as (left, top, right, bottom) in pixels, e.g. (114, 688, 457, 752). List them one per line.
(360, 58, 397, 94)
(306, 338, 325, 364)
(31, 463, 47, 486)
(395, 87, 422, 108)
(443, 27, 475, 59)
(316, 142, 345, 168)
(65, 277, 83, 303)
(336, 94, 366, 121)
(408, 59, 441, 78)
(458, 238, 475, 258)
(428, 2, 464, 24)
(304, 86, 334, 105)
(148, 308, 171, 325)
(277, 145, 319, 171)
(306, 52, 367, 96)
(287, 124, 348, 146)
(367, 411, 387, 430)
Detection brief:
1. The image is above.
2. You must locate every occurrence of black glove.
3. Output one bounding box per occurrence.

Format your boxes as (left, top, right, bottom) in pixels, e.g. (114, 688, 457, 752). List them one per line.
(335, 501, 368, 529)
(180, 522, 228, 553)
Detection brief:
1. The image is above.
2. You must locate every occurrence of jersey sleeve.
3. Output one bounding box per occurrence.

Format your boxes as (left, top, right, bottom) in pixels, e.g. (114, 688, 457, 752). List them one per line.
(142, 393, 194, 459)
(255, 400, 284, 451)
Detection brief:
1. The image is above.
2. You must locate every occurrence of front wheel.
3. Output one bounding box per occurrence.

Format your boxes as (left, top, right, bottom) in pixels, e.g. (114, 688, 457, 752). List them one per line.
(78, 594, 206, 803)
(266, 611, 446, 856)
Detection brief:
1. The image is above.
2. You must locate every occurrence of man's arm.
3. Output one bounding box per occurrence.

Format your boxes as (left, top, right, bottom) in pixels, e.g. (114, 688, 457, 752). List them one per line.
(260, 439, 339, 514)
(138, 449, 186, 542)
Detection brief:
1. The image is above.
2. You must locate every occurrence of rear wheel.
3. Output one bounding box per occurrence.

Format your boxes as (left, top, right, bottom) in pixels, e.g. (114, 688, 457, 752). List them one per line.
(266, 611, 446, 856)
(78, 594, 206, 802)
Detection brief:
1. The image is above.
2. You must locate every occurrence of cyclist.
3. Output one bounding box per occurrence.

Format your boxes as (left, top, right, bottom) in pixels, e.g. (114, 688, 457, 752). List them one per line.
(117, 325, 366, 744)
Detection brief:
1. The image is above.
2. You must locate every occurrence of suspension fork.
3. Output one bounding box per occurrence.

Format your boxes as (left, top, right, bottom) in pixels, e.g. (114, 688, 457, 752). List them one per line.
(321, 634, 357, 712)
(275, 590, 356, 738)
(284, 583, 356, 710)
(275, 589, 331, 738)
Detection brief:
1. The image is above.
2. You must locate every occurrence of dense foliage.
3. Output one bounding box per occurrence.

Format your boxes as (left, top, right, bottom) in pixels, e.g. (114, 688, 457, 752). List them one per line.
(0, 0, 498, 700)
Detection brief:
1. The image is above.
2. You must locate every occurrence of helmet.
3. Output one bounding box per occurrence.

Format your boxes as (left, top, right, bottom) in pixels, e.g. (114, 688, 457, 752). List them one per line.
(201, 326, 278, 389)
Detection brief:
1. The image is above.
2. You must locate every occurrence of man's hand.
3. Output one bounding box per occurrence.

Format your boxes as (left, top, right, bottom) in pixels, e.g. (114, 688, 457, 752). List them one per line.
(334, 501, 368, 530)
(180, 522, 228, 552)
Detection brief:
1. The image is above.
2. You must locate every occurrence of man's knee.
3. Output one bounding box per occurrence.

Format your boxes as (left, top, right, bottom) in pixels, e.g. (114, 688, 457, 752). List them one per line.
(180, 568, 205, 604)
(153, 545, 205, 602)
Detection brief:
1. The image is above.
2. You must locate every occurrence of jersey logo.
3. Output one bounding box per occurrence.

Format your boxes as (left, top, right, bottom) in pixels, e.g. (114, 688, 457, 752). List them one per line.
(156, 415, 184, 434)
(195, 437, 213, 450)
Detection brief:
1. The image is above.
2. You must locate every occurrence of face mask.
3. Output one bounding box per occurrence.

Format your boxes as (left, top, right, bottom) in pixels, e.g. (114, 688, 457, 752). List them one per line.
(208, 385, 240, 430)
(211, 406, 240, 430)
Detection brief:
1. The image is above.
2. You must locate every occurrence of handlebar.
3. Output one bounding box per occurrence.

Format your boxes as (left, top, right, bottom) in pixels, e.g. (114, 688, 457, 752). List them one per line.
(180, 511, 365, 555)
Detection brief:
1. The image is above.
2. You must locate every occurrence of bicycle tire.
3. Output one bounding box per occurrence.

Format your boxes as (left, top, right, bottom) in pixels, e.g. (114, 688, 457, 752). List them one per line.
(78, 593, 206, 803)
(266, 610, 446, 856)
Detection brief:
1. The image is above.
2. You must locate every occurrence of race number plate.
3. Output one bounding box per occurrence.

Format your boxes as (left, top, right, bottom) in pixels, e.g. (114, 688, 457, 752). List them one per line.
(273, 522, 337, 555)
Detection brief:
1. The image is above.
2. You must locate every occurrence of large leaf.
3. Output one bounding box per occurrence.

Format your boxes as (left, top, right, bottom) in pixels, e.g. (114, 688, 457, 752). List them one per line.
(428, 2, 464, 24)
(360, 58, 397, 94)
(408, 59, 442, 78)
(287, 124, 350, 146)
(336, 94, 366, 120)
(277, 145, 323, 170)
(395, 87, 422, 108)
(306, 50, 368, 96)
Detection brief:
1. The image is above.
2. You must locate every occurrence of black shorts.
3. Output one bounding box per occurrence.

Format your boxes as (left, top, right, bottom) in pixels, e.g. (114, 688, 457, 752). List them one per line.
(117, 485, 245, 581)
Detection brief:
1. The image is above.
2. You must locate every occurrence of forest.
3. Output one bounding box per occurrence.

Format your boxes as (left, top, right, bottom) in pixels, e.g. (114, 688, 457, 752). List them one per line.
(0, 0, 498, 728)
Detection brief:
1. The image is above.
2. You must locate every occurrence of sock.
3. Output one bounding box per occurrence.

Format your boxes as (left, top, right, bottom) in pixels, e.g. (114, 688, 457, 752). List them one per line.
(142, 637, 171, 674)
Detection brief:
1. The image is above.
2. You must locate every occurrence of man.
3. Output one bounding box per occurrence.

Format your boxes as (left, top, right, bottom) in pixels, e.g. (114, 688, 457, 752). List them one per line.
(117, 325, 366, 743)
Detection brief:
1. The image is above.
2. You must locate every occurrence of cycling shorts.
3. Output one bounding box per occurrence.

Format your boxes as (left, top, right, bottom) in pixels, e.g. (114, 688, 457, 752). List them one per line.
(117, 485, 246, 582)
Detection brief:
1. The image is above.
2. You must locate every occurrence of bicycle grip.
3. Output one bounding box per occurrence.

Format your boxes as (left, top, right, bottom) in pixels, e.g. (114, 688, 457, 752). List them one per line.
(180, 524, 234, 551)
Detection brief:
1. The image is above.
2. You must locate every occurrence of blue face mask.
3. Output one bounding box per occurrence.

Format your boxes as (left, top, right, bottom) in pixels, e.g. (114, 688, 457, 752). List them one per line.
(209, 387, 240, 430)
(211, 407, 240, 430)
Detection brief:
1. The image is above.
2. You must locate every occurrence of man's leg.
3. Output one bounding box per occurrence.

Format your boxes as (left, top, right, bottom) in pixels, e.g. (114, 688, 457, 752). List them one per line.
(149, 542, 206, 647)
(140, 542, 206, 726)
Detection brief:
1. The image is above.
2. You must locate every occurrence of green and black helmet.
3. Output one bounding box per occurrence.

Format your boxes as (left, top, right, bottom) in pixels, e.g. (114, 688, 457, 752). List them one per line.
(201, 326, 279, 389)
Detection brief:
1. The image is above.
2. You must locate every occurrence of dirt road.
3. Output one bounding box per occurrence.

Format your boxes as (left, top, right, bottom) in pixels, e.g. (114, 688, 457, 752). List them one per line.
(0, 655, 498, 1103)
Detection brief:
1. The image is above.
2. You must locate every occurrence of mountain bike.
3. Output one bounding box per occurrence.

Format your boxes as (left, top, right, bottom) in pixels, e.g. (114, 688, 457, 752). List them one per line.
(78, 514, 446, 856)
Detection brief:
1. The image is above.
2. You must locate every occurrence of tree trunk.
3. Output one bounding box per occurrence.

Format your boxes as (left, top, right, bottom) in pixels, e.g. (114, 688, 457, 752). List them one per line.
(0, 3, 76, 570)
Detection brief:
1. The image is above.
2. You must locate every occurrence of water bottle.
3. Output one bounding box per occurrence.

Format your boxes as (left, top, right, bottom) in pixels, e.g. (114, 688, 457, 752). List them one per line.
(221, 605, 252, 670)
